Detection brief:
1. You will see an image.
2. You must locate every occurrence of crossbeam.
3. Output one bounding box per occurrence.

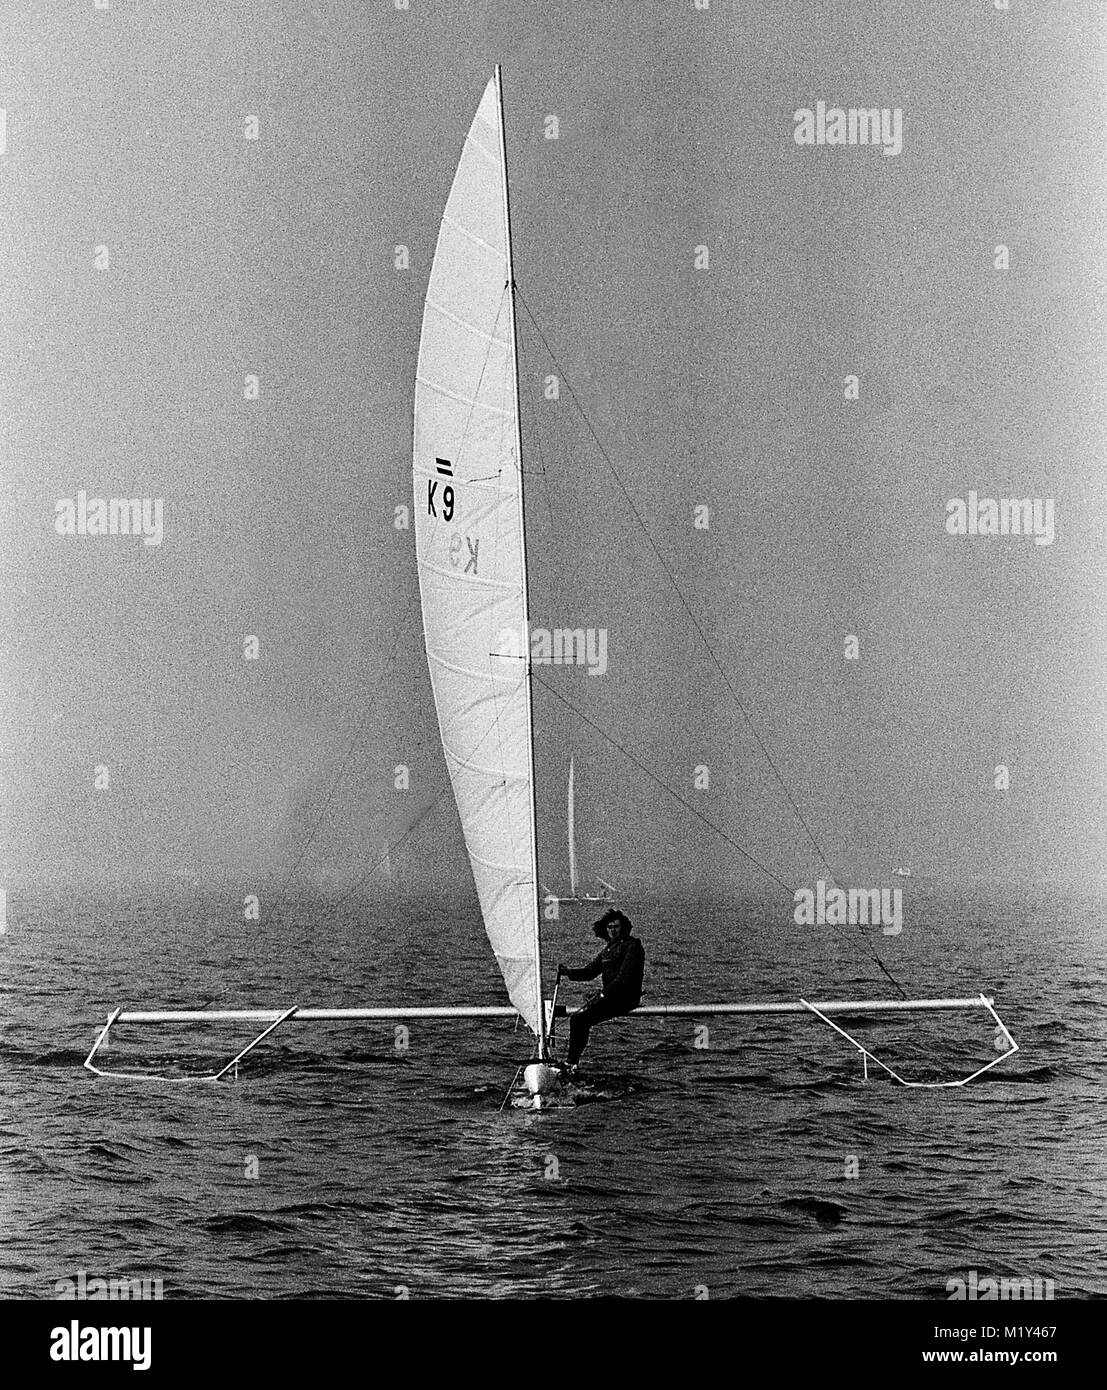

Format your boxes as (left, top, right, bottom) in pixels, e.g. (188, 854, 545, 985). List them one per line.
(624, 996, 991, 1017)
(83, 993, 1017, 1088)
(109, 996, 993, 1026)
(114, 1006, 521, 1024)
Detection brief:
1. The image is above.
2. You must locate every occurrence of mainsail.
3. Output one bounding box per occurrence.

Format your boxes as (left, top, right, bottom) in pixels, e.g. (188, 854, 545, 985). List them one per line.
(413, 72, 545, 1042)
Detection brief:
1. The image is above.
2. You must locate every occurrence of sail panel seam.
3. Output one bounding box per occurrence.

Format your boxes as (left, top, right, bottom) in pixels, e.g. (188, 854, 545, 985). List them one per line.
(418, 561, 516, 591)
(468, 849, 532, 873)
(463, 131, 501, 170)
(440, 213, 507, 262)
(424, 295, 510, 345)
(413, 466, 508, 493)
(415, 375, 512, 415)
(428, 651, 525, 687)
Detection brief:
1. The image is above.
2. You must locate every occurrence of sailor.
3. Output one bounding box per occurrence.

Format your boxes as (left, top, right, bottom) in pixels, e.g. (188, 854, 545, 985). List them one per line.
(556, 909, 645, 1070)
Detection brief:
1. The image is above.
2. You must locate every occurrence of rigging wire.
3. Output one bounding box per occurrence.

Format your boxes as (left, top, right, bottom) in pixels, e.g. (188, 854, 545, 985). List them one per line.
(265, 579, 421, 933)
(278, 272, 512, 939)
(317, 669, 532, 921)
(290, 283, 528, 942)
(514, 285, 907, 998)
(531, 671, 907, 996)
(264, 299, 906, 995)
(531, 672, 791, 891)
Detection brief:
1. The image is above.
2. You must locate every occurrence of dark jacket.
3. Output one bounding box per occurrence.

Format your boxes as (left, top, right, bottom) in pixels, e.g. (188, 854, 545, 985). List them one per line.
(563, 934, 645, 1010)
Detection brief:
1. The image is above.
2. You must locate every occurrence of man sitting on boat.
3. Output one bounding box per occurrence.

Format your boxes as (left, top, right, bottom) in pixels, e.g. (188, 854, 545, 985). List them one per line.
(557, 909, 645, 1070)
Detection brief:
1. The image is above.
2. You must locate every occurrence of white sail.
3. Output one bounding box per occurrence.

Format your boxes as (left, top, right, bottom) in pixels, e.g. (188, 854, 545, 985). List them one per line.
(413, 73, 544, 1040)
(567, 756, 578, 897)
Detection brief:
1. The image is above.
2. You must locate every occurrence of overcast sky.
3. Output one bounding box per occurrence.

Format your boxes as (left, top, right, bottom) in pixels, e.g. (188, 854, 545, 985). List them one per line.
(2, 0, 1104, 898)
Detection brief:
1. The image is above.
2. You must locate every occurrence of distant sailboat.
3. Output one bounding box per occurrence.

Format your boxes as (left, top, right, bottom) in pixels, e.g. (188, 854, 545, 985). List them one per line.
(893, 867, 912, 879)
(567, 755, 577, 896)
(84, 69, 1019, 1102)
(552, 756, 616, 907)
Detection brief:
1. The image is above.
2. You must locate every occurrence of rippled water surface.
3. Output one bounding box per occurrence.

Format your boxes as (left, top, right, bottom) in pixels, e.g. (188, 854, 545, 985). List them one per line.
(2, 887, 1104, 1298)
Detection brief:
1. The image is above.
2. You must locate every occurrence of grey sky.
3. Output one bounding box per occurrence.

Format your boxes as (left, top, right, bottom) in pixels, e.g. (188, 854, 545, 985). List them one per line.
(2, 0, 1104, 896)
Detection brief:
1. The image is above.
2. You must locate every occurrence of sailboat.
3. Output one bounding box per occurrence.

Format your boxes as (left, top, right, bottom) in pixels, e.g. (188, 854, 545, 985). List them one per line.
(546, 756, 616, 908)
(83, 69, 1019, 1105)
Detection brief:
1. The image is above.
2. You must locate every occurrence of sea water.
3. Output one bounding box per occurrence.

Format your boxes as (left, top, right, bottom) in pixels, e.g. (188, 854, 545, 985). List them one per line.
(1, 886, 1103, 1299)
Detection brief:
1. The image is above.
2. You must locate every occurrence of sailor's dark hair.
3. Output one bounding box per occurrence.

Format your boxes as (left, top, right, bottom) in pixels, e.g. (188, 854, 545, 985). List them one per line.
(595, 908, 630, 933)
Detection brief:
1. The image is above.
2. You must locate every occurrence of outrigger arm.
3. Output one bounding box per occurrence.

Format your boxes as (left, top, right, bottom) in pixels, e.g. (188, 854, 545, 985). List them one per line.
(83, 994, 1017, 1088)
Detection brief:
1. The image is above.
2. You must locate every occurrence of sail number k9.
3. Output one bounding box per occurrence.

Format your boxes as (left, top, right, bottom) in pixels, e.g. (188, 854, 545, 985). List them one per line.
(429, 457, 455, 521)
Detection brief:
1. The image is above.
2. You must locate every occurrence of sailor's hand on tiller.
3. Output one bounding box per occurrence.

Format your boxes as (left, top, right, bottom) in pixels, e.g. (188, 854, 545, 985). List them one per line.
(555, 964, 564, 981)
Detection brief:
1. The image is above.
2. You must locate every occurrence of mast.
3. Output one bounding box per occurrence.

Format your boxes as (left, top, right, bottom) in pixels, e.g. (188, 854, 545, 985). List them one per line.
(567, 756, 578, 897)
(495, 64, 547, 1059)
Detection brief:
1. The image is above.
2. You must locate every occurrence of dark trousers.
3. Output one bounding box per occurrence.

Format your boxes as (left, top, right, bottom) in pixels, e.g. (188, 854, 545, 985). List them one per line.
(566, 994, 631, 1065)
